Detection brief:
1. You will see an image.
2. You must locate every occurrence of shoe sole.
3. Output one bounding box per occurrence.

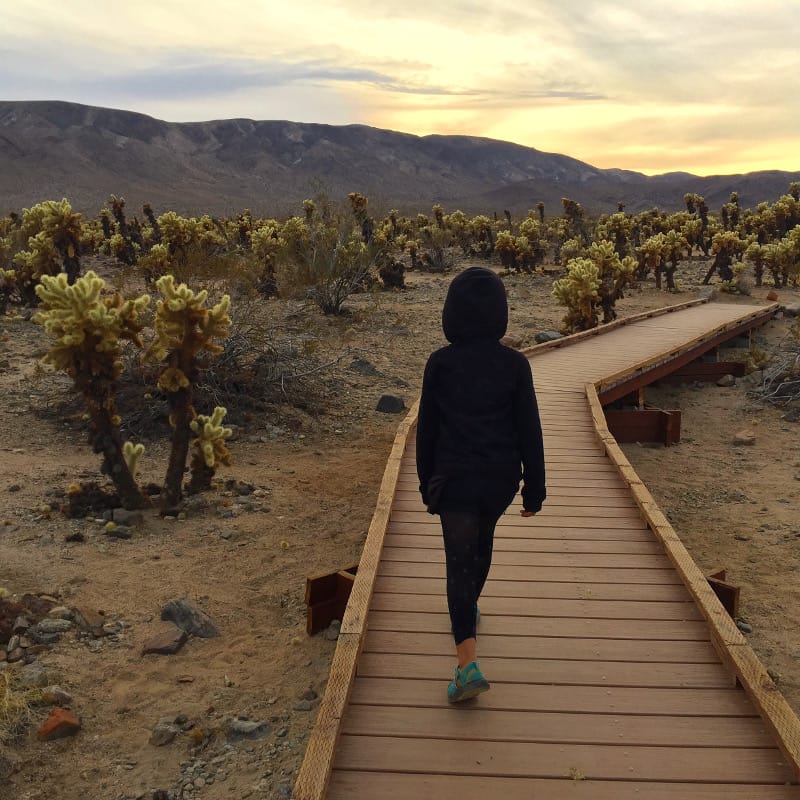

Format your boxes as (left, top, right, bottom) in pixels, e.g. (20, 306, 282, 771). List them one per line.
(448, 679, 490, 703)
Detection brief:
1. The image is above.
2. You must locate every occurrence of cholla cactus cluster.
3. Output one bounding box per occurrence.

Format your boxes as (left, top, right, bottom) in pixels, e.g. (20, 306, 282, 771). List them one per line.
(552, 257, 601, 332)
(188, 406, 232, 493)
(34, 271, 150, 508)
(0, 269, 15, 314)
(148, 275, 231, 509)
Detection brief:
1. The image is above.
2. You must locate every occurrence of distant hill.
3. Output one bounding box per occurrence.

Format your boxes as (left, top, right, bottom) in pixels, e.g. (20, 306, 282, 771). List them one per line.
(1, 100, 798, 218)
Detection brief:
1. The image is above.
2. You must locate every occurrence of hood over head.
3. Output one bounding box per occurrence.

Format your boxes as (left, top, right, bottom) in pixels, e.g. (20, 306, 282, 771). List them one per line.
(442, 267, 508, 343)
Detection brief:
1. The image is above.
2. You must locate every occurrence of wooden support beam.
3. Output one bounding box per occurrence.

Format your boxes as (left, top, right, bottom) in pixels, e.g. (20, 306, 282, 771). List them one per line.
(706, 567, 741, 619)
(603, 407, 681, 446)
(656, 360, 746, 385)
(305, 563, 359, 635)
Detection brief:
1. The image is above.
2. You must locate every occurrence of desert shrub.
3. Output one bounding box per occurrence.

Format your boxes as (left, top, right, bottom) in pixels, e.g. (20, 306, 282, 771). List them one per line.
(552, 257, 600, 332)
(277, 203, 380, 314)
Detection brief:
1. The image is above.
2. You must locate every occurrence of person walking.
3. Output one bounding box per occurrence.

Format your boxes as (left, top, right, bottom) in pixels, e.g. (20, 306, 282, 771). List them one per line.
(416, 267, 546, 702)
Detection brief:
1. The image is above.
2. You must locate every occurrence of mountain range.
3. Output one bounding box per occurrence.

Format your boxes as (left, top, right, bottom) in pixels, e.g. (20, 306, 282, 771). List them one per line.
(1, 100, 798, 219)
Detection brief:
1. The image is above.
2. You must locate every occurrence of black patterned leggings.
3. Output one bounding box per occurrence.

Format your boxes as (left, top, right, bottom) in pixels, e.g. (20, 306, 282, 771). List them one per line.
(440, 510, 503, 645)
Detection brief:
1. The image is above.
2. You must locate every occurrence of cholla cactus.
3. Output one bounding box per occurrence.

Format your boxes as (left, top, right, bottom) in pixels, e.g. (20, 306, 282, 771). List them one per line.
(187, 406, 232, 493)
(34, 271, 150, 509)
(552, 257, 601, 332)
(13, 199, 82, 302)
(0, 268, 15, 313)
(148, 275, 231, 509)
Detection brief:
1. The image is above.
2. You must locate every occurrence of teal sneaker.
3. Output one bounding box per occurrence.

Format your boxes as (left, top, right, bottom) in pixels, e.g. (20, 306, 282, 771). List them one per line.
(447, 661, 490, 703)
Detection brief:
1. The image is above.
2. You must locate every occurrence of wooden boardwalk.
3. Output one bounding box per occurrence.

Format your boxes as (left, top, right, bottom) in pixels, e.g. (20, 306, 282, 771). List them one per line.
(295, 300, 800, 798)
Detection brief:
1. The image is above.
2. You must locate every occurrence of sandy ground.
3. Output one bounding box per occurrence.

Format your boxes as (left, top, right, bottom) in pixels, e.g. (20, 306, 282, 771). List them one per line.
(0, 263, 799, 799)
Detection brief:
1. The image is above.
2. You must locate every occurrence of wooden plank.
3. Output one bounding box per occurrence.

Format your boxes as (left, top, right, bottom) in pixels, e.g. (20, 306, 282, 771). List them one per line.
(355, 652, 735, 688)
(333, 735, 793, 783)
(341, 704, 774, 747)
(370, 593, 702, 621)
(366, 610, 708, 640)
(389, 511, 648, 529)
(382, 534, 663, 554)
(386, 521, 653, 540)
(379, 547, 673, 570)
(348, 677, 756, 715)
(377, 562, 683, 584)
(363, 630, 721, 663)
(372, 578, 692, 603)
(328, 772, 800, 800)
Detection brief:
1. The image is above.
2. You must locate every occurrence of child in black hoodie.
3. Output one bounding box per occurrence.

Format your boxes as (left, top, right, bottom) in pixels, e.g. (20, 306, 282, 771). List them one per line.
(416, 267, 546, 702)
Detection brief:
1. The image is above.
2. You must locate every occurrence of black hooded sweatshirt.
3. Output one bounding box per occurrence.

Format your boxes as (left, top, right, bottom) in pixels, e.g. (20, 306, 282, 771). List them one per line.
(416, 267, 546, 513)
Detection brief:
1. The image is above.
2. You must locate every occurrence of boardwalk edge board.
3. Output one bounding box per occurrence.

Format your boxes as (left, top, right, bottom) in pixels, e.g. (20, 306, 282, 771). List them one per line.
(295, 301, 793, 798)
(585, 380, 800, 778)
(293, 400, 420, 799)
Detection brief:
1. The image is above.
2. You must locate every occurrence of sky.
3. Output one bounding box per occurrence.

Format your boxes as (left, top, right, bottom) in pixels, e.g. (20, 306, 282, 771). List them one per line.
(2, 0, 799, 177)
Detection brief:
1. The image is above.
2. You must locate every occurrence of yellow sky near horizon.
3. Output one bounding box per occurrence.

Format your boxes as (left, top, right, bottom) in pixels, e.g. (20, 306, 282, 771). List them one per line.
(2, 0, 799, 176)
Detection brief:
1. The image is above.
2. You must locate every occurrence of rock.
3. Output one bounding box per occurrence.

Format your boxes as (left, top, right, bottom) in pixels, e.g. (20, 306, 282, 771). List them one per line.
(376, 395, 406, 414)
(161, 599, 220, 638)
(500, 333, 523, 349)
(7, 635, 19, 652)
(12, 616, 31, 634)
(21, 594, 56, 617)
(293, 701, 312, 712)
(41, 686, 72, 706)
(35, 618, 72, 634)
(226, 717, 272, 739)
(37, 708, 81, 740)
(300, 688, 318, 701)
(112, 508, 144, 526)
(150, 719, 179, 747)
(323, 620, 341, 642)
(783, 409, 800, 423)
(46, 606, 73, 621)
(534, 330, 563, 344)
(236, 482, 255, 496)
(19, 663, 54, 689)
(348, 358, 381, 377)
(733, 430, 756, 446)
(141, 625, 188, 656)
(104, 524, 132, 540)
(766, 290, 779, 301)
(72, 607, 107, 637)
(716, 374, 736, 387)
(7, 647, 23, 663)
(784, 303, 800, 317)
(697, 286, 717, 301)
(736, 619, 753, 634)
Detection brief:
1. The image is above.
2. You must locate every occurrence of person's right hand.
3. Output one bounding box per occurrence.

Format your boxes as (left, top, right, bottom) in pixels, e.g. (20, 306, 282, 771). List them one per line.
(520, 510, 537, 517)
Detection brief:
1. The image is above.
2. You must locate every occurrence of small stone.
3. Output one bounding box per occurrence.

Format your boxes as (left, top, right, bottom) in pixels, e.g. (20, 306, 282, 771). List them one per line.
(141, 625, 188, 656)
(736, 619, 753, 634)
(7, 647, 23, 663)
(7, 484, 21, 492)
(534, 330, 563, 344)
(716, 374, 736, 387)
(37, 708, 81, 740)
(35, 618, 72, 634)
(323, 620, 341, 642)
(12, 616, 30, 634)
(161, 599, 220, 638)
(226, 718, 272, 739)
(376, 395, 406, 414)
(72, 607, 106, 637)
(18, 663, 54, 688)
(766, 290, 779, 301)
(150, 719, 179, 747)
(293, 701, 312, 712)
(47, 606, 73, 621)
(733, 430, 756, 446)
(500, 333, 523, 349)
(300, 688, 318, 701)
(7, 635, 19, 652)
(104, 525, 132, 540)
(41, 685, 72, 706)
(783, 302, 800, 317)
(112, 508, 145, 526)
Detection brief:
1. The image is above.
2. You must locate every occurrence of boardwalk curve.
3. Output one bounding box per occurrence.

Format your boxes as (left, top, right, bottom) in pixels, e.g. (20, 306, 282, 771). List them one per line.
(295, 299, 800, 798)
